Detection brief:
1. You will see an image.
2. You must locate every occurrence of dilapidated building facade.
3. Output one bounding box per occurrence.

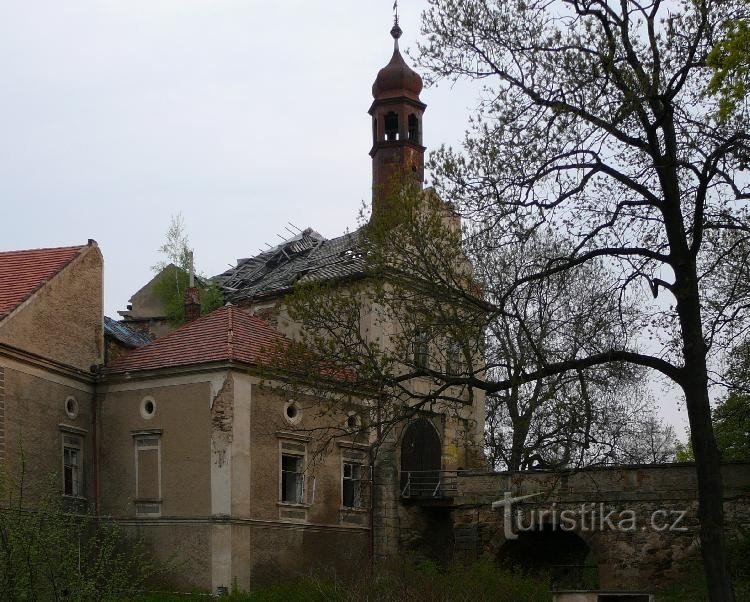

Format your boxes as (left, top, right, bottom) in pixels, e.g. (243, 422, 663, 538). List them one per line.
(0, 23, 486, 593)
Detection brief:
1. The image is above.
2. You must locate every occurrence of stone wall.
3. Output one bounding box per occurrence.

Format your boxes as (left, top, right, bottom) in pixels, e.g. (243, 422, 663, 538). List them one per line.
(400, 463, 750, 591)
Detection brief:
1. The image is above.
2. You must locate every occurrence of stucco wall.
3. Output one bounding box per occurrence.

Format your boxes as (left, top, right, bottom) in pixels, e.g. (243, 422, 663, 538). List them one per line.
(0, 245, 103, 371)
(0, 364, 94, 502)
(99, 378, 213, 517)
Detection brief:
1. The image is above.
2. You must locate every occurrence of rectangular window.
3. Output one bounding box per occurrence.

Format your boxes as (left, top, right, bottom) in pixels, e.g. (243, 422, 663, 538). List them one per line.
(281, 454, 304, 504)
(62, 434, 83, 497)
(413, 330, 429, 369)
(342, 461, 363, 508)
(135, 435, 161, 502)
(445, 339, 462, 376)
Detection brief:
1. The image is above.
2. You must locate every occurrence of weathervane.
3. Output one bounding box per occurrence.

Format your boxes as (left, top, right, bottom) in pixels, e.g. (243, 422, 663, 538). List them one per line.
(393, 0, 399, 25)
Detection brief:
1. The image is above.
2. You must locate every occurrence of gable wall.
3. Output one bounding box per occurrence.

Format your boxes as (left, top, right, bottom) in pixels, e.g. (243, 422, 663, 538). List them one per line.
(0, 246, 103, 371)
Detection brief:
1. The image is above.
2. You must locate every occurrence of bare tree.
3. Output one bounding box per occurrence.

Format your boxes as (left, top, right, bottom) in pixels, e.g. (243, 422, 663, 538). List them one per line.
(414, 0, 749, 597)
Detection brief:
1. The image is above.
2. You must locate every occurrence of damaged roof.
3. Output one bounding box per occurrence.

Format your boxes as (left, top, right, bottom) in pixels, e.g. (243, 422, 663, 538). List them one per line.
(104, 316, 152, 348)
(106, 304, 286, 373)
(215, 227, 367, 303)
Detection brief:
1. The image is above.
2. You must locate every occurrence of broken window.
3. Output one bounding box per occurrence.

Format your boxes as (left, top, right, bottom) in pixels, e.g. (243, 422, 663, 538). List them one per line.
(446, 339, 463, 376)
(384, 112, 399, 141)
(408, 113, 420, 142)
(281, 453, 304, 504)
(413, 330, 429, 369)
(62, 434, 83, 497)
(342, 461, 363, 508)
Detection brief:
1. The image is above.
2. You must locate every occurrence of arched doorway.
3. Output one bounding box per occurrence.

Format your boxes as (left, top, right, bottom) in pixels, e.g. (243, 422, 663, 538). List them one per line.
(400, 418, 441, 497)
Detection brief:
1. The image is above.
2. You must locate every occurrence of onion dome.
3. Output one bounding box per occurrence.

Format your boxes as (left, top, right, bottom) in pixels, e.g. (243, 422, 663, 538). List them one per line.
(371, 22, 423, 101)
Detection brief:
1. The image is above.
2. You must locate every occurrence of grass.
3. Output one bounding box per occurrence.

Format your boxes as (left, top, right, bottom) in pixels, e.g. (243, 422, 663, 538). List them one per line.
(135, 559, 551, 602)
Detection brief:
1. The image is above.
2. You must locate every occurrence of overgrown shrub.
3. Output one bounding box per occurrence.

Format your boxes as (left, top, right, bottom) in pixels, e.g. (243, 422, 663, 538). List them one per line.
(0, 470, 162, 601)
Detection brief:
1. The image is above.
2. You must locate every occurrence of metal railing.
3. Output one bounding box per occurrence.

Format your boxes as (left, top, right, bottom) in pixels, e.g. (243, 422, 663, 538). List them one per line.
(400, 470, 458, 499)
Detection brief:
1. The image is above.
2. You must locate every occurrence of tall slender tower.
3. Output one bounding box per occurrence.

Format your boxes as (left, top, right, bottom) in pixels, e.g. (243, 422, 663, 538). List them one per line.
(369, 19, 426, 219)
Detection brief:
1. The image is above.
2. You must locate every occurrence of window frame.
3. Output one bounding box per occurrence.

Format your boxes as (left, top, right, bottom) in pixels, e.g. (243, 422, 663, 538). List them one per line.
(132, 431, 162, 516)
(278, 439, 307, 506)
(341, 458, 364, 509)
(445, 338, 463, 377)
(61, 432, 84, 498)
(412, 330, 430, 369)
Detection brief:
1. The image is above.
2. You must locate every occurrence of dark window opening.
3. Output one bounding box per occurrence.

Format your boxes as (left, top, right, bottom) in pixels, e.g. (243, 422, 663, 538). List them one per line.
(413, 330, 429, 369)
(384, 112, 399, 141)
(342, 461, 363, 508)
(446, 339, 462, 376)
(408, 113, 420, 142)
(372, 117, 377, 143)
(281, 454, 304, 503)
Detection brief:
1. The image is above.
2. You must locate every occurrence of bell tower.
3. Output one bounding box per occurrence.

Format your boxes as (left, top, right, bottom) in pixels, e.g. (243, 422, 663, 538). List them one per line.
(369, 18, 426, 219)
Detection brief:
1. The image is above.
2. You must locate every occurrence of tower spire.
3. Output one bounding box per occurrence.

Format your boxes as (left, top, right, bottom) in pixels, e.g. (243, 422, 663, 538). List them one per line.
(369, 9, 427, 221)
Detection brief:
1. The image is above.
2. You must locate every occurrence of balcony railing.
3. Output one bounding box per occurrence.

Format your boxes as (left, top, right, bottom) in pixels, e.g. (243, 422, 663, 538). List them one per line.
(400, 470, 458, 499)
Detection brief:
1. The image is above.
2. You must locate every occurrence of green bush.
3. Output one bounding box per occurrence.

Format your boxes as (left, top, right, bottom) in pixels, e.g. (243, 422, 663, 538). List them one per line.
(0, 470, 163, 601)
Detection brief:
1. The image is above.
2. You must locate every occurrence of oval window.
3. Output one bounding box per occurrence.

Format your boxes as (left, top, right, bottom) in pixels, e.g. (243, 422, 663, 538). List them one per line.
(140, 397, 156, 420)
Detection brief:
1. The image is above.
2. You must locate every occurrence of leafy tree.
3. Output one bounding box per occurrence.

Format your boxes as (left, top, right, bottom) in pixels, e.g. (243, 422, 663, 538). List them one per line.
(152, 214, 223, 325)
(713, 392, 750, 461)
(411, 0, 749, 597)
(0, 468, 161, 601)
(707, 9, 750, 120)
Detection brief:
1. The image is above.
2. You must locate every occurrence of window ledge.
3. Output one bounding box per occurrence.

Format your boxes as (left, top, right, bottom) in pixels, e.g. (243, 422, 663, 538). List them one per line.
(275, 430, 311, 442)
(277, 501, 311, 509)
(62, 494, 87, 501)
(134, 498, 163, 503)
(340, 506, 368, 513)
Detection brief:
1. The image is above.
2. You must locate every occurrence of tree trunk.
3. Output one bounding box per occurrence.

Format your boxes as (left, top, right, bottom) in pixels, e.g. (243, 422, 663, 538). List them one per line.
(658, 103, 734, 600)
(673, 255, 734, 600)
(683, 357, 734, 601)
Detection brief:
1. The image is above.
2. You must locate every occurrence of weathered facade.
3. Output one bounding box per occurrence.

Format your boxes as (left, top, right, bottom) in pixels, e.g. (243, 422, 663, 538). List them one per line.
(0, 242, 102, 501)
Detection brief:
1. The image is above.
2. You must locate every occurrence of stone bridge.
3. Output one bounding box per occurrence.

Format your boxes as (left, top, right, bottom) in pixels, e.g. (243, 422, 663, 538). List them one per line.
(394, 462, 750, 590)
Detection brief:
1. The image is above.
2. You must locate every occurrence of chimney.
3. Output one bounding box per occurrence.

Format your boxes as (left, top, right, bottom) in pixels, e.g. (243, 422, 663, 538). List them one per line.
(184, 250, 201, 322)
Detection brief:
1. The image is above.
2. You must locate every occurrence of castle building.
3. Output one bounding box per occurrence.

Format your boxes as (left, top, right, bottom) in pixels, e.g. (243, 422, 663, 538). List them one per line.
(0, 22, 484, 593)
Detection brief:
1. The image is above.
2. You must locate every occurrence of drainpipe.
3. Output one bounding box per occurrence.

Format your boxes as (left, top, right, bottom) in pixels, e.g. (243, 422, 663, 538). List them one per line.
(91, 366, 101, 515)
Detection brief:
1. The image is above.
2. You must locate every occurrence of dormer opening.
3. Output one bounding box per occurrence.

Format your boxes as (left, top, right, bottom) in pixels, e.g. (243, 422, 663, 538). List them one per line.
(385, 111, 399, 141)
(408, 113, 420, 143)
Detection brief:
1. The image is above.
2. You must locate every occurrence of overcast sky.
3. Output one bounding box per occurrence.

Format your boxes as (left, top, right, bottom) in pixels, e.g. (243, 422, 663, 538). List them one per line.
(1, 1, 688, 432)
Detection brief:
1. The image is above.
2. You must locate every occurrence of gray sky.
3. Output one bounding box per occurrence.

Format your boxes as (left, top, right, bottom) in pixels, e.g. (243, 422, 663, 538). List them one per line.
(0, 1, 688, 433)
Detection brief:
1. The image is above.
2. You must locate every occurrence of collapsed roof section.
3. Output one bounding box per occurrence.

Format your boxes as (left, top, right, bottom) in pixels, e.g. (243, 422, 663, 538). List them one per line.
(215, 227, 367, 303)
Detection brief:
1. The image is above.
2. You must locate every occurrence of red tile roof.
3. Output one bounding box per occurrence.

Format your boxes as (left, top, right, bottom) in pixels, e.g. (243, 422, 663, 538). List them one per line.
(0, 245, 88, 321)
(106, 305, 286, 373)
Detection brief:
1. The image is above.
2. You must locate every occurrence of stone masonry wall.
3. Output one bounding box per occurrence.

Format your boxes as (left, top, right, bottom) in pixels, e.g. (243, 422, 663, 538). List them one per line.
(403, 463, 750, 591)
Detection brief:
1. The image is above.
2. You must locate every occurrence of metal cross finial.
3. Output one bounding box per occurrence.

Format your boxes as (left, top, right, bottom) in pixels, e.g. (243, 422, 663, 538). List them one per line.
(390, 0, 403, 47)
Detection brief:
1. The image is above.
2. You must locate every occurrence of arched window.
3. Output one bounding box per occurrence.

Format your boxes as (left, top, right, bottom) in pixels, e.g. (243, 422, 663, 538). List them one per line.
(384, 112, 399, 141)
(408, 113, 420, 143)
